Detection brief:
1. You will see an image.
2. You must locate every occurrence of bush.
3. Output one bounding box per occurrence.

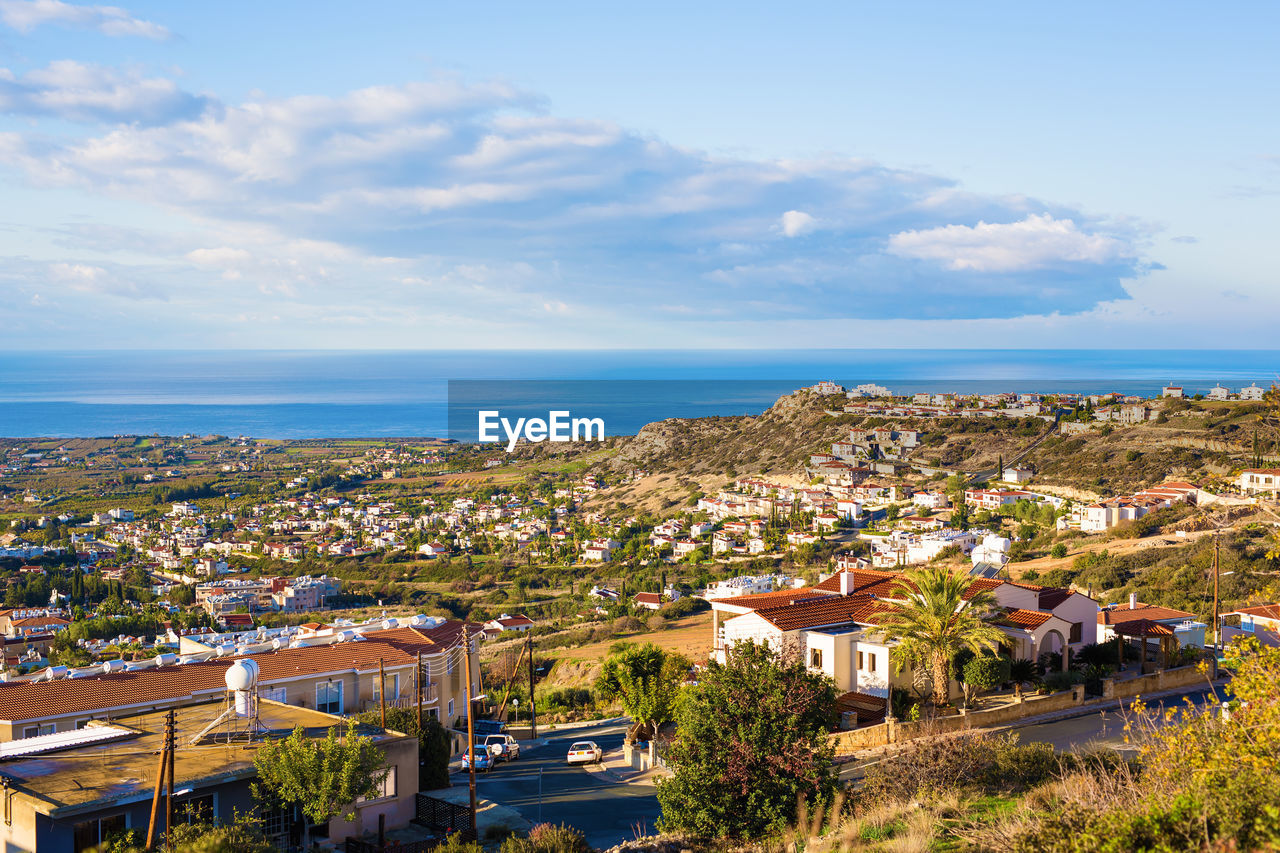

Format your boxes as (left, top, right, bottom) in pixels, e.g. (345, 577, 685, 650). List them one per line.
(963, 654, 1011, 694)
(861, 730, 1062, 805)
(500, 823, 592, 853)
(646, 614, 667, 631)
(656, 642, 837, 838)
(1041, 669, 1084, 693)
(1050, 543, 1068, 559)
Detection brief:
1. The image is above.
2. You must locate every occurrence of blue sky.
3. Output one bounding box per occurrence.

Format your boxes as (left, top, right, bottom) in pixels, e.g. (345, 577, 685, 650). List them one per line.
(0, 1, 1276, 349)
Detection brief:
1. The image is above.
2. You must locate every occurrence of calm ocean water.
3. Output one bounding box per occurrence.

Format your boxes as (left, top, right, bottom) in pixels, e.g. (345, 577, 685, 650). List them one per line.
(0, 350, 1276, 439)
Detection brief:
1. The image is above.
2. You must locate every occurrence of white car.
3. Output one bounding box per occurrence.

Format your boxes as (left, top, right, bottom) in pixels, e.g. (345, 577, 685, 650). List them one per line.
(485, 734, 521, 762)
(566, 740, 603, 765)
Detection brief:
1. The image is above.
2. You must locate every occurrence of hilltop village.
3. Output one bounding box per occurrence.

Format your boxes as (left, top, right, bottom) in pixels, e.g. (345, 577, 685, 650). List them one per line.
(1, 382, 1279, 851)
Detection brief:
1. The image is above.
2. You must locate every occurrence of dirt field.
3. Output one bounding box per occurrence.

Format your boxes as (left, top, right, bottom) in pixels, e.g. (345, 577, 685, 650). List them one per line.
(1007, 526, 1235, 579)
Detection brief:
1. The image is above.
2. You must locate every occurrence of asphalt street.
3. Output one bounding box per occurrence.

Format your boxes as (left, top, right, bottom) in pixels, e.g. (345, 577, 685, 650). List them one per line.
(452, 689, 1220, 844)
(451, 721, 661, 850)
(1013, 687, 1218, 753)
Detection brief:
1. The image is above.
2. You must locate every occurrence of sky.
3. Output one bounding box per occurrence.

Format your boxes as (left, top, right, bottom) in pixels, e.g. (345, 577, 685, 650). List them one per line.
(0, 1, 1276, 350)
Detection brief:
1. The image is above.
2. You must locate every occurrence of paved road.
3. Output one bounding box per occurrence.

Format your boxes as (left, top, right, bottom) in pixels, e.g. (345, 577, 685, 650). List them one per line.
(451, 721, 661, 850)
(1013, 687, 1217, 753)
(837, 687, 1219, 783)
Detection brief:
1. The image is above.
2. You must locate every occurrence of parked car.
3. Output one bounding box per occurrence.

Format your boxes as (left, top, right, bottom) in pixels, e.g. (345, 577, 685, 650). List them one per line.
(461, 748, 492, 772)
(485, 733, 520, 762)
(566, 740, 603, 765)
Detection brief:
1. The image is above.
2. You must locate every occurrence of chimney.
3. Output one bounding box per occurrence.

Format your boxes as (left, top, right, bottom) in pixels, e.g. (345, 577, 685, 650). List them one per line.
(839, 570, 856, 597)
(1129, 592, 1138, 610)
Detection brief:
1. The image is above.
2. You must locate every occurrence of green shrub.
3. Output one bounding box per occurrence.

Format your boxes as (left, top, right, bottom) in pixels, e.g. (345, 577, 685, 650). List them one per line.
(500, 823, 592, 853)
(1041, 670, 1083, 692)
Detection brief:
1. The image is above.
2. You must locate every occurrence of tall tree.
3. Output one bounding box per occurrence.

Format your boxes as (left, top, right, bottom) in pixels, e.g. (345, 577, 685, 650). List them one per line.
(252, 721, 386, 848)
(595, 643, 688, 742)
(877, 567, 1005, 705)
(656, 641, 837, 839)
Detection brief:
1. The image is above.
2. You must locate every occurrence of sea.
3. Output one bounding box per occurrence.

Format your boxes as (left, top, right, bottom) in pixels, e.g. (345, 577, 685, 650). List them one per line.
(0, 350, 1276, 440)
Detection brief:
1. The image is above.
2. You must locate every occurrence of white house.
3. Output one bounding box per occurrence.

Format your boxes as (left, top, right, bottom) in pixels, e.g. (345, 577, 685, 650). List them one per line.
(1239, 469, 1280, 495)
(1002, 467, 1034, 484)
(1240, 384, 1266, 401)
(1207, 385, 1232, 401)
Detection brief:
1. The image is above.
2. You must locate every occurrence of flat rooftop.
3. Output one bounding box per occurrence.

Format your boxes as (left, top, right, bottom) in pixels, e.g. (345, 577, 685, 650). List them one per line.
(0, 699, 405, 816)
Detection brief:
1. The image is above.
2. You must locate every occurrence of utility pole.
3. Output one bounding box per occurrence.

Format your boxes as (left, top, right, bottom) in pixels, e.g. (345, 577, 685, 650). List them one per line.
(378, 657, 387, 730)
(164, 709, 175, 851)
(1212, 531, 1220, 659)
(463, 626, 477, 837)
(145, 719, 169, 849)
(527, 632, 537, 739)
(416, 651, 424, 733)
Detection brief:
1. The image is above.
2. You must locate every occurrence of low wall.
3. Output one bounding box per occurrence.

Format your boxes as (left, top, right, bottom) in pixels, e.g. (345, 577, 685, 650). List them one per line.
(829, 665, 1210, 756)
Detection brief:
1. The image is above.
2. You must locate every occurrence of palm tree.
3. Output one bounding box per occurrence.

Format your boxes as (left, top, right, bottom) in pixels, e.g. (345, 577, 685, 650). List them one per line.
(877, 567, 1005, 706)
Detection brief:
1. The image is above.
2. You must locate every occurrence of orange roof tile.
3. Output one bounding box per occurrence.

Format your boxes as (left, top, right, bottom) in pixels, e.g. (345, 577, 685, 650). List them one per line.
(1098, 603, 1195, 626)
(0, 622, 475, 723)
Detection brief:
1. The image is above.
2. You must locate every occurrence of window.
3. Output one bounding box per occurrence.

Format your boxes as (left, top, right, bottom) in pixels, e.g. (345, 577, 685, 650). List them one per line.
(1069, 622, 1083, 644)
(447, 698, 454, 719)
(22, 723, 54, 739)
(373, 673, 400, 702)
(428, 707, 439, 720)
(868, 653, 877, 672)
(175, 794, 214, 825)
(261, 685, 287, 703)
(74, 814, 127, 852)
(316, 681, 343, 715)
(358, 766, 397, 803)
(75, 719, 91, 730)
(809, 648, 823, 668)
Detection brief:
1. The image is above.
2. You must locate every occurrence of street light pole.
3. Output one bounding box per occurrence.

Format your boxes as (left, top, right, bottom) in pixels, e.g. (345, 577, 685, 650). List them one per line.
(463, 626, 477, 838)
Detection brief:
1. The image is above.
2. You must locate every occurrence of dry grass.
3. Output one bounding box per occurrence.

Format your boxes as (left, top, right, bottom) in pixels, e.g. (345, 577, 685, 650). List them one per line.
(552, 611, 714, 665)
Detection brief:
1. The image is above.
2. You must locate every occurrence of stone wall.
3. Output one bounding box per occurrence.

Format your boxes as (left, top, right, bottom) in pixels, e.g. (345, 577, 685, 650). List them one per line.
(829, 665, 1212, 757)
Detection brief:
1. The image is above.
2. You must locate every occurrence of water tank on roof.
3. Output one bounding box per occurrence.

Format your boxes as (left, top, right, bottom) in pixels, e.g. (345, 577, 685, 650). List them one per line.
(337, 630, 356, 643)
(224, 657, 259, 691)
(45, 666, 69, 681)
(215, 643, 236, 657)
(154, 653, 178, 667)
(101, 659, 126, 674)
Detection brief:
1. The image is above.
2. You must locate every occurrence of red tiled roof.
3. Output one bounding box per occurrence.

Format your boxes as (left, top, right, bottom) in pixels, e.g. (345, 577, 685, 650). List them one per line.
(1229, 603, 1280, 621)
(0, 622, 476, 723)
(1099, 603, 1195, 626)
(753, 594, 894, 632)
(1111, 619, 1176, 638)
(995, 608, 1053, 629)
(711, 588, 833, 610)
(814, 569, 903, 597)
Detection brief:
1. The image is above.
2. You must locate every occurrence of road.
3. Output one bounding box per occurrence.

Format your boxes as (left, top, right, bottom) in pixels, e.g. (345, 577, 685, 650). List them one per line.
(837, 687, 1219, 783)
(451, 721, 661, 850)
(1013, 687, 1217, 753)
(455, 691, 1219, 842)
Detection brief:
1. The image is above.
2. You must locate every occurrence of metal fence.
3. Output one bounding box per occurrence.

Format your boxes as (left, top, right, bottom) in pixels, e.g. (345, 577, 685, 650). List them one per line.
(412, 793, 475, 841)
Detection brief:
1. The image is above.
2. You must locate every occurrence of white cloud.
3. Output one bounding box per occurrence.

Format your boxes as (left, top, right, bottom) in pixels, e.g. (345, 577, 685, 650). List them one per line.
(886, 213, 1131, 272)
(0, 0, 169, 38)
(0, 60, 209, 123)
(1, 72, 1151, 334)
(779, 209, 816, 237)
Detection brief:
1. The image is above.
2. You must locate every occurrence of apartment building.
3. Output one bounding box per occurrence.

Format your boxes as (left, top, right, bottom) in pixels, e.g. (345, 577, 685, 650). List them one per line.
(0, 618, 481, 743)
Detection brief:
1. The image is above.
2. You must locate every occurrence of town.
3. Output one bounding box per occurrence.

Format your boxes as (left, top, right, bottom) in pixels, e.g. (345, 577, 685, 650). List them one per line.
(0, 381, 1278, 852)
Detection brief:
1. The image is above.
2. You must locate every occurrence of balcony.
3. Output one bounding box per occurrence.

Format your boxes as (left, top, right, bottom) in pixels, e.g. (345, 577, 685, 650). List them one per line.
(363, 682, 440, 712)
